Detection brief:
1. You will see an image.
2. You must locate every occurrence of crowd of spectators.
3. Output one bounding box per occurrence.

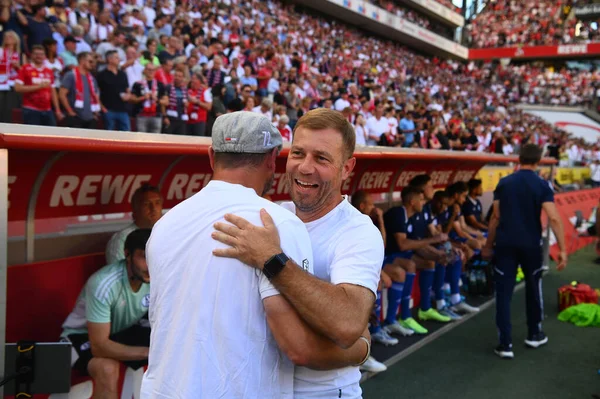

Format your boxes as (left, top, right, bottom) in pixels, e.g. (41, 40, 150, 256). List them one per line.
(467, 0, 600, 48)
(371, 0, 455, 39)
(0, 0, 598, 157)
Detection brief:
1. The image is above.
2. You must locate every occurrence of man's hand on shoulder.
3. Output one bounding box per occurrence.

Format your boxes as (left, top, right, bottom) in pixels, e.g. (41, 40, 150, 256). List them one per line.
(212, 209, 282, 270)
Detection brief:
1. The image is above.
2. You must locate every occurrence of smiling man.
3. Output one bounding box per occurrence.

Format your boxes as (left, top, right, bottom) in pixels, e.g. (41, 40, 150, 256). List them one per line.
(213, 108, 383, 398)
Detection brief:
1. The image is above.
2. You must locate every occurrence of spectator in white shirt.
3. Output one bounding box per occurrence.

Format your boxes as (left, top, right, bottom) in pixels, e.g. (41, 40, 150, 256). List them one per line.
(334, 89, 351, 111)
(366, 101, 389, 146)
(252, 98, 273, 121)
(354, 113, 368, 146)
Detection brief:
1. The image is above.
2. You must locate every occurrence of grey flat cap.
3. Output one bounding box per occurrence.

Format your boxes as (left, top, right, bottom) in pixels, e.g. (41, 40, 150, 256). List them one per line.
(212, 111, 283, 154)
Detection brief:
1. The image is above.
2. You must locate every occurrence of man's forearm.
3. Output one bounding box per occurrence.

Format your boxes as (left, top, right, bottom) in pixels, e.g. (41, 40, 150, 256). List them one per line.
(91, 339, 148, 362)
(397, 237, 439, 251)
(550, 217, 566, 253)
(414, 245, 443, 261)
(485, 216, 499, 248)
(303, 331, 368, 370)
(271, 262, 371, 348)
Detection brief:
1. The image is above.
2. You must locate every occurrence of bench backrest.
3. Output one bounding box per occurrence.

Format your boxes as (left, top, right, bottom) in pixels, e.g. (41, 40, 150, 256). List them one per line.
(7, 253, 106, 343)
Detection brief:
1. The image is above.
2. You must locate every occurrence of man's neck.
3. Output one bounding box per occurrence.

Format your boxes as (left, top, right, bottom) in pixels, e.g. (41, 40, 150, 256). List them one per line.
(519, 164, 537, 171)
(296, 194, 344, 223)
(126, 264, 143, 292)
(32, 61, 43, 69)
(78, 66, 87, 75)
(107, 64, 118, 74)
(212, 170, 265, 197)
(405, 205, 417, 219)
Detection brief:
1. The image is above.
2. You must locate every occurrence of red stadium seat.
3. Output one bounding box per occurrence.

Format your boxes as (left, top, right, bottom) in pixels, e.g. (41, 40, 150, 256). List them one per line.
(7, 253, 105, 343)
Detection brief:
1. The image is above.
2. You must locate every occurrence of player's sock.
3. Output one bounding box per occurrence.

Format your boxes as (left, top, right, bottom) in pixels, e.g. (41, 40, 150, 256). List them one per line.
(449, 258, 463, 305)
(371, 290, 383, 333)
(434, 263, 446, 309)
(385, 282, 404, 325)
(401, 273, 415, 320)
(419, 269, 435, 311)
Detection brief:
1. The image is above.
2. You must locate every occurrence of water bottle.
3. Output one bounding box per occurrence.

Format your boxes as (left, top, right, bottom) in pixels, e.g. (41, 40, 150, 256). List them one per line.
(476, 270, 486, 295)
(469, 270, 477, 294)
(443, 241, 452, 255)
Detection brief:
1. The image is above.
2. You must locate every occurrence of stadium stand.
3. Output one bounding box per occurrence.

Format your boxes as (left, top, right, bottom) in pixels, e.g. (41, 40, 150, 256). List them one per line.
(467, 0, 600, 48)
(0, 0, 598, 161)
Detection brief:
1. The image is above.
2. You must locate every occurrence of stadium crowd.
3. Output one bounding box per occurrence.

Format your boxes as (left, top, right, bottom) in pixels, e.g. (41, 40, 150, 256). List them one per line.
(370, 0, 456, 39)
(467, 0, 600, 48)
(0, 0, 598, 157)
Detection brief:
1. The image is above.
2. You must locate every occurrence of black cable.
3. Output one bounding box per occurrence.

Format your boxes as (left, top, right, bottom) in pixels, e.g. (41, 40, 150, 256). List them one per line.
(0, 367, 32, 388)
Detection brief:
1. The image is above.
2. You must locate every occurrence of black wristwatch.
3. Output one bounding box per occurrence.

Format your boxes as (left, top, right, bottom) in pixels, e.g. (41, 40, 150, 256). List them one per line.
(263, 253, 289, 280)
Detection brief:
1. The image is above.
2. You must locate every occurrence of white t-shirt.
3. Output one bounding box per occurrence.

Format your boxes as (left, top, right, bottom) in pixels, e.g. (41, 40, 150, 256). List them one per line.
(334, 98, 351, 111)
(366, 116, 390, 146)
(281, 197, 383, 399)
(141, 180, 314, 399)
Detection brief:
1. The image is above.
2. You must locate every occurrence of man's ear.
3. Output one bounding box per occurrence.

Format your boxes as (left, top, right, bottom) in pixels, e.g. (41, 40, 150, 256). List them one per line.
(268, 147, 279, 171)
(342, 156, 356, 181)
(208, 146, 216, 171)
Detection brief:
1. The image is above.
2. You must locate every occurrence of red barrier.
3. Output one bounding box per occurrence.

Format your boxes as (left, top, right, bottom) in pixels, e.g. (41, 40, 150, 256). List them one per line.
(469, 42, 600, 60)
(2, 127, 547, 221)
(548, 188, 600, 259)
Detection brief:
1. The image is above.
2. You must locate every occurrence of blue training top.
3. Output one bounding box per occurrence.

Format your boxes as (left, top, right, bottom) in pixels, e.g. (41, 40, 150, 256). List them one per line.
(493, 169, 554, 249)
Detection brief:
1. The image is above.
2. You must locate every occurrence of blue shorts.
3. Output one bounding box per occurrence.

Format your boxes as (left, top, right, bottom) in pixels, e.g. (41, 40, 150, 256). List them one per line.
(449, 232, 467, 243)
(383, 251, 414, 267)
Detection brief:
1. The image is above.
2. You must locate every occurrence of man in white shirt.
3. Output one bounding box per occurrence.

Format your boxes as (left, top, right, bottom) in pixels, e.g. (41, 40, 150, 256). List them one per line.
(141, 112, 369, 399)
(334, 89, 351, 111)
(366, 101, 390, 146)
(213, 108, 383, 398)
(105, 184, 163, 265)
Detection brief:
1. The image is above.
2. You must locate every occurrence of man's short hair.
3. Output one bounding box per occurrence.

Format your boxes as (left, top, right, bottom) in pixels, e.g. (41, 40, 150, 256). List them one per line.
(433, 190, 449, 202)
(30, 44, 45, 53)
(468, 178, 482, 191)
(408, 174, 431, 190)
(351, 190, 369, 210)
(105, 49, 118, 62)
(293, 108, 356, 160)
(124, 228, 152, 255)
(213, 152, 270, 169)
(519, 144, 543, 165)
(401, 186, 422, 204)
(445, 181, 468, 197)
(132, 184, 161, 209)
(77, 51, 91, 62)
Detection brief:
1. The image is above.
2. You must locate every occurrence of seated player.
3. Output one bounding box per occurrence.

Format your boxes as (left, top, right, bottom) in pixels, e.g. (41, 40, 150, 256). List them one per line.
(61, 229, 152, 398)
(445, 182, 485, 252)
(463, 179, 488, 232)
(353, 190, 417, 337)
(106, 184, 163, 264)
(384, 186, 452, 335)
(352, 191, 410, 341)
(351, 191, 396, 371)
(431, 191, 480, 315)
(409, 174, 469, 320)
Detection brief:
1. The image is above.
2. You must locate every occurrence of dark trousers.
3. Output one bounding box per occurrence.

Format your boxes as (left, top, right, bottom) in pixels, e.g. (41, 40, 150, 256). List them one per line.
(22, 108, 57, 126)
(494, 245, 544, 346)
(165, 118, 187, 135)
(66, 116, 97, 129)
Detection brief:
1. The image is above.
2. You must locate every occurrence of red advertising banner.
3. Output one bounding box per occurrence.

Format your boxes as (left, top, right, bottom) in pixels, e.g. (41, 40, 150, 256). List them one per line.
(548, 188, 600, 260)
(2, 128, 555, 223)
(469, 42, 600, 60)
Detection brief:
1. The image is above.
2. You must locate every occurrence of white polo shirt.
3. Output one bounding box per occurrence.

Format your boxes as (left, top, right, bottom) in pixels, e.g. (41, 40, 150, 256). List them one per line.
(141, 180, 313, 399)
(281, 197, 384, 399)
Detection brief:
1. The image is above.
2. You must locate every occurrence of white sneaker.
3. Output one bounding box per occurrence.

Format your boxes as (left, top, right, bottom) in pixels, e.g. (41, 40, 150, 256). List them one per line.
(360, 356, 387, 373)
(371, 330, 399, 346)
(383, 321, 415, 336)
(450, 300, 480, 314)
